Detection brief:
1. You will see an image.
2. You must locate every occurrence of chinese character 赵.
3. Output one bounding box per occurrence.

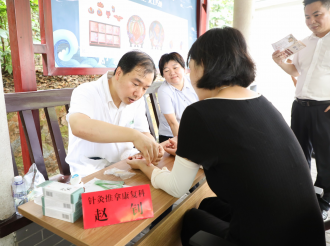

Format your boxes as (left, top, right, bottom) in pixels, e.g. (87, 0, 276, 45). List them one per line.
(131, 202, 143, 215)
(95, 208, 108, 222)
(88, 196, 96, 205)
(98, 195, 105, 203)
(122, 192, 129, 199)
(138, 189, 145, 197)
(115, 193, 121, 201)
(105, 194, 113, 202)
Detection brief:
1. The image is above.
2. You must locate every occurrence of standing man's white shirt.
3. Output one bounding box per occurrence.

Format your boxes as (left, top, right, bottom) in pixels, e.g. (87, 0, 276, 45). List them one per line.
(157, 76, 198, 137)
(293, 31, 330, 100)
(66, 72, 149, 177)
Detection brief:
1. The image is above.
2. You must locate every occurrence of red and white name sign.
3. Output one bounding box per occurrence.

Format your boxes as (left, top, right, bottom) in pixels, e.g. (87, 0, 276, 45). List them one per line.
(81, 184, 154, 229)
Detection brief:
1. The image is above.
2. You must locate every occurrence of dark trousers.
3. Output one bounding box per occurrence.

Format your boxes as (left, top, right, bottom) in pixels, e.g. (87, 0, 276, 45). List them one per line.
(159, 134, 173, 143)
(181, 197, 232, 246)
(291, 100, 330, 211)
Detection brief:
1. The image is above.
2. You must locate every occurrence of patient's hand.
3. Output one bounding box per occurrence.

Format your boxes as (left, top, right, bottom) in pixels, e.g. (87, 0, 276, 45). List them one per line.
(163, 138, 177, 156)
(126, 155, 153, 170)
(130, 146, 163, 166)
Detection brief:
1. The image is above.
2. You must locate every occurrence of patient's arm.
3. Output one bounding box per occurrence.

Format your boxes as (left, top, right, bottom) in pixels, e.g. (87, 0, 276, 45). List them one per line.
(126, 155, 199, 198)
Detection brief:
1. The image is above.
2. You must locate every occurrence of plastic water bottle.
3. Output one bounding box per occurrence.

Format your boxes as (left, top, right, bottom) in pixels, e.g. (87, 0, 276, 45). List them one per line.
(12, 176, 28, 215)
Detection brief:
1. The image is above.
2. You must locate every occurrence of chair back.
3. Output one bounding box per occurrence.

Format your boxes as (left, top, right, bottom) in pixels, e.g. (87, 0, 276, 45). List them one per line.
(144, 81, 163, 140)
(5, 89, 73, 180)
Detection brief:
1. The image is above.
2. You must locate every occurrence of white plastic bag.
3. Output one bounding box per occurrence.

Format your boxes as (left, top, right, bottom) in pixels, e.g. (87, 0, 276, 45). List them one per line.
(23, 163, 45, 201)
(104, 168, 136, 180)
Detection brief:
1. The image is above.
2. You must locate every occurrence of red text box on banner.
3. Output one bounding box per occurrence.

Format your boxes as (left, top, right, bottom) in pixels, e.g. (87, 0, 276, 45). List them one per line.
(82, 184, 154, 229)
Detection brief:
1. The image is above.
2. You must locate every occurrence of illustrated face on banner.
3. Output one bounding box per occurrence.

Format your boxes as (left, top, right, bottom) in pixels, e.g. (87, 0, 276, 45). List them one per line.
(149, 21, 164, 49)
(51, 0, 197, 69)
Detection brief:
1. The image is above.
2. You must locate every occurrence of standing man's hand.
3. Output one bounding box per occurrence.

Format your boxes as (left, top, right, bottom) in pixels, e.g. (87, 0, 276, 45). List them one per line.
(271, 51, 299, 77)
(133, 131, 159, 165)
(272, 50, 288, 65)
(325, 106, 330, 113)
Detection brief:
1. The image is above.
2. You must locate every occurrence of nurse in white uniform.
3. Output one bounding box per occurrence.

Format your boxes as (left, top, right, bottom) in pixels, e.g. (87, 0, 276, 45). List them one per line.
(157, 52, 198, 143)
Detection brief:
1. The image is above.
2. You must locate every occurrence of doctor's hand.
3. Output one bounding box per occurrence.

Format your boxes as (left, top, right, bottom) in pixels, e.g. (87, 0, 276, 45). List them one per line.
(132, 132, 159, 165)
(272, 50, 288, 65)
(163, 138, 177, 156)
(130, 149, 162, 166)
(325, 105, 330, 113)
(156, 145, 165, 163)
(126, 155, 153, 170)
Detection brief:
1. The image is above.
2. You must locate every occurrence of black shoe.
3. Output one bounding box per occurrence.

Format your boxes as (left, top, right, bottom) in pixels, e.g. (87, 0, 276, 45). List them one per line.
(322, 210, 328, 220)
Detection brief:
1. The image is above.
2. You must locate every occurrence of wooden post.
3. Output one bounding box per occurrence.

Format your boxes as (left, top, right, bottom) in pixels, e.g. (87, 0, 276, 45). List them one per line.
(197, 0, 208, 37)
(38, 0, 48, 74)
(6, 0, 42, 173)
(233, 0, 255, 44)
(0, 60, 15, 244)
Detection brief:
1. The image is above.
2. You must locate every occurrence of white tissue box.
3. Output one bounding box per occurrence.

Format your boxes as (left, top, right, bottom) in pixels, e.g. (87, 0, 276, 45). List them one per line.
(42, 205, 82, 223)
(41, 196, 82, 212)
(40, 181, 84, 204)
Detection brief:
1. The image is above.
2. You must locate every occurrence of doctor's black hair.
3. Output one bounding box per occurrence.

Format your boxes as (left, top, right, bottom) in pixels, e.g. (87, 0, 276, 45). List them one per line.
(303, 0, 330, 9)
(187, 27, 256, 89)
(113, 51, 157, 81)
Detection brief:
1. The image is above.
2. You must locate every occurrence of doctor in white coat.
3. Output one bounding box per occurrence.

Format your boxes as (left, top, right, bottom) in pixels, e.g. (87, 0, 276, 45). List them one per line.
(66, 51, 163, 177)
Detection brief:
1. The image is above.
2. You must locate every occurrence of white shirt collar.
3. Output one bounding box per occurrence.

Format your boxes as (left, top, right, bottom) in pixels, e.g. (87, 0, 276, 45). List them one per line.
(183, 76, 193, 90)
(166, 76, 191, 92)
(309, 30, 330, 40)
(102, 72, 113, 103)
(102, 71, 127, 109)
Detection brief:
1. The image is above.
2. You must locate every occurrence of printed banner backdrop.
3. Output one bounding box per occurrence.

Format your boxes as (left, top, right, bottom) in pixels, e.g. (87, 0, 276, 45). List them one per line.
(51, 0, 197, 69)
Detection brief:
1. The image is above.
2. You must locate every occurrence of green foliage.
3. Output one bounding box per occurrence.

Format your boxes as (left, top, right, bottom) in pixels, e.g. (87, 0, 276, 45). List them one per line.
(7, 112, 15, 121)
(0, 48, 12, 73)
(30, 0, 40, 43)
(209, 0, 234, 28)
(0, 0, 40, 75)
